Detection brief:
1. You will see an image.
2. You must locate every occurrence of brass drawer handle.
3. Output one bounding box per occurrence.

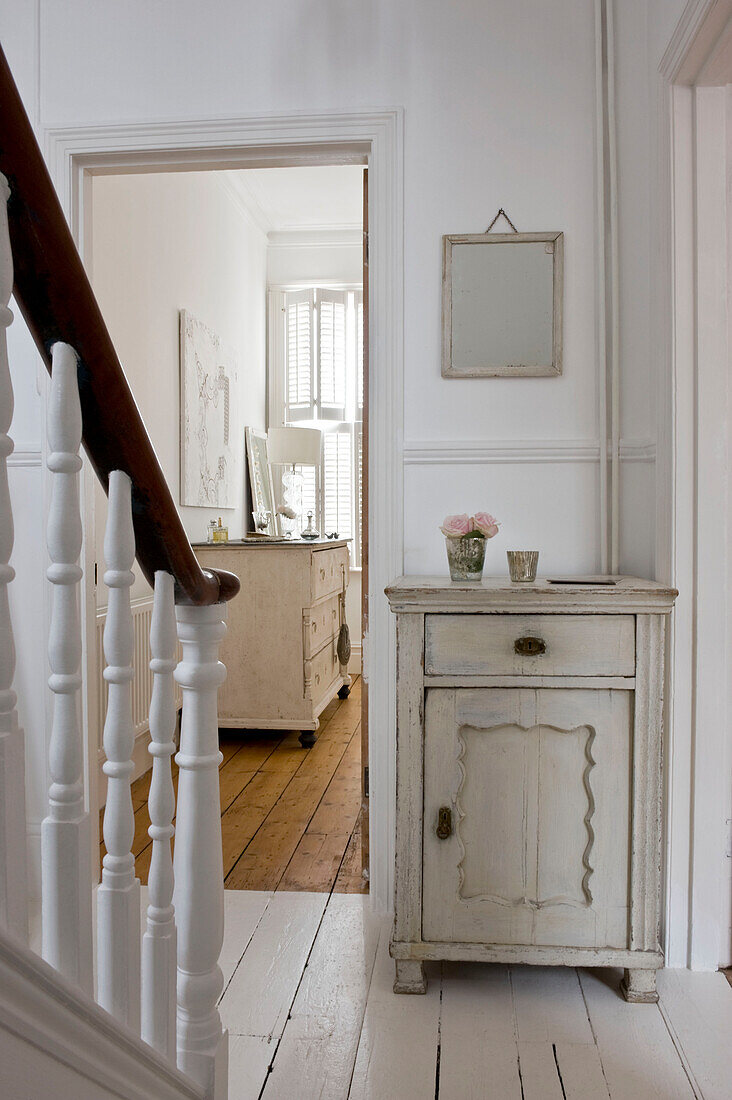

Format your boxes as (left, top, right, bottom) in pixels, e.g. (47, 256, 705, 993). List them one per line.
(515, 636, 546, 657)
(436, 806, 452, 840)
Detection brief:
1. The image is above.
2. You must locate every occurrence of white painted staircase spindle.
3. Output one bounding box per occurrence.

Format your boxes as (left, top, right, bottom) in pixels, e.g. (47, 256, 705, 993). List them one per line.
(0, 172, 28, 941)
(174, 603, 228, 1098)
(142, 570, 177, 1060)
(42, 341, 93, 992)
(98, 469, 141, 1030)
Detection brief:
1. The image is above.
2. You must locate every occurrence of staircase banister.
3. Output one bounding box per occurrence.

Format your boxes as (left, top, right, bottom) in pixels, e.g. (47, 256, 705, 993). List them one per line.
(0, 43, 239, 607)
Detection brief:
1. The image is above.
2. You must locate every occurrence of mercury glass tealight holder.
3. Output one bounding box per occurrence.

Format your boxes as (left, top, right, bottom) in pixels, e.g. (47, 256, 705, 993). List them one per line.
(507, 550, 539, 583)
(445, 536, 487, 581)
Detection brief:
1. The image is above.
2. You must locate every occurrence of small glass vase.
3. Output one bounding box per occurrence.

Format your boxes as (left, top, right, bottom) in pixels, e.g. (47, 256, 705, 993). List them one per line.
(445, 535, 487, 581)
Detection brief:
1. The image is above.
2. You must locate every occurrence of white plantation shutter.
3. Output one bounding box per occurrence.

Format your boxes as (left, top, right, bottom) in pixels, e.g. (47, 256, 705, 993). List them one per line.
(355, 291, 364, 420)
(273, 286, 363, 565)
(285, 289, 315, 420)
(322, 428, 353, 539)
(316, 289, 347, 420)
(354, 422, 363, 567)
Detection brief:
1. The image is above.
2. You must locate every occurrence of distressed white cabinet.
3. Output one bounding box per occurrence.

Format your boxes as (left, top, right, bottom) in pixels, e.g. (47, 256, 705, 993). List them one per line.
(385, 576, 677, 1002)
(195, 540, 351, 746)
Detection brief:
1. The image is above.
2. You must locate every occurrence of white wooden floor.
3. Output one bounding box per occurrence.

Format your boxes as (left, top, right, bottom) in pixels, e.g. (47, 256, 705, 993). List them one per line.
(218, 890, 732, 1100)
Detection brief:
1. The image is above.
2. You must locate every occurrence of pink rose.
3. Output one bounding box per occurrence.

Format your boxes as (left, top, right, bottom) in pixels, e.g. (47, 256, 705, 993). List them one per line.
(474, 512, 500, 538)
(440, 513, 472, 537)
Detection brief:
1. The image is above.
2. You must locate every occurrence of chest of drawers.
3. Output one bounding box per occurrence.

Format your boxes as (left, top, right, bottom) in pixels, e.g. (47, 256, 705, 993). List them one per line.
(385, 575, 677, 1002)
(195, 540, 351, 746)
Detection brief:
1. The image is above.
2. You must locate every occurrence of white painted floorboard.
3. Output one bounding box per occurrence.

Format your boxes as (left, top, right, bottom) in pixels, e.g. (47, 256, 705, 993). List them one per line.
(263, 895, 380, 1099)
(217, 891, 732, 1099)
(438, 963, 523, 1099)
(348, 925, 441, 1100)
(219, 891, 328, 1043)
(657, 968, 732, 1100)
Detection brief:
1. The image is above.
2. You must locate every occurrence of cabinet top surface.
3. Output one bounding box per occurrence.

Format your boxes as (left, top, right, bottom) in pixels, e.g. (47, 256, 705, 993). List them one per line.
(193, 538, 350, 550)
(385, 575, 678, 613)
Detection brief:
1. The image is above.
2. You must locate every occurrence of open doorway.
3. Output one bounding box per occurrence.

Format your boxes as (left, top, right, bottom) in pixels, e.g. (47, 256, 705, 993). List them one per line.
(86, 163, 369, 896)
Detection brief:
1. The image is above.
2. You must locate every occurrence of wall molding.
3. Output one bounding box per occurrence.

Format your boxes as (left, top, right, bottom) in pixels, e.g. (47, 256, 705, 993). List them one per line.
(660, 0, 723, 83)
(267, 226, 362, 249)
(215, 172, 271, 240)
(595, 0, 620, 572)
(403, 438, 656, 466)
(7, 444, 41, 468)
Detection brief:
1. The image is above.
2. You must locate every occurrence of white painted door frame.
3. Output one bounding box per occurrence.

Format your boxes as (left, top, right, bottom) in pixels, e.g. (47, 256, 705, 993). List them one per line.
(658, 0, 732, 968)
(43, 109, 404, 912)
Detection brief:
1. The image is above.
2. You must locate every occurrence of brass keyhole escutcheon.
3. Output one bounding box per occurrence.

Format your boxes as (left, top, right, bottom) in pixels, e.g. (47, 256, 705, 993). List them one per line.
(514, 636, 546, 657)
(436, 806, 452, 840)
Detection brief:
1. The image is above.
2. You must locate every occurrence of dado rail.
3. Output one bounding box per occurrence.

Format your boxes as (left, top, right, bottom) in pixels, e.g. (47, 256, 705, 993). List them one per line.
(0, 43, 238, 1100)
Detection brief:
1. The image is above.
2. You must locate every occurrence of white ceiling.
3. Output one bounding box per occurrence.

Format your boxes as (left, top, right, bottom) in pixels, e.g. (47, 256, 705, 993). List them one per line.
(224, 165, 364, 234)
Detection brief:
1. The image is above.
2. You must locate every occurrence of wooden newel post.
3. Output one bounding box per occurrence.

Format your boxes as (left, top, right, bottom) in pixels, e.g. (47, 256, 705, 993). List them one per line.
(173, 602, 228, 1098)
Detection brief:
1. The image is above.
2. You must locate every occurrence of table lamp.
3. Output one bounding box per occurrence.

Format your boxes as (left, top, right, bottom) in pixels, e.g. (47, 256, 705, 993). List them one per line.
(267, 426, 322, 537)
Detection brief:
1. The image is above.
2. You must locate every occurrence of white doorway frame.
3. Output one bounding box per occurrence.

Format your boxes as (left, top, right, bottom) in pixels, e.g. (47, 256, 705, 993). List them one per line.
(43, 108, 404, 912)
(658, 0, 732, 968)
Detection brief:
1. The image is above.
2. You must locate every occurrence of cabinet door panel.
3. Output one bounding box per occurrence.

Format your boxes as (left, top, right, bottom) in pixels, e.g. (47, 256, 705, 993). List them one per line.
(422, 688, 630, 948)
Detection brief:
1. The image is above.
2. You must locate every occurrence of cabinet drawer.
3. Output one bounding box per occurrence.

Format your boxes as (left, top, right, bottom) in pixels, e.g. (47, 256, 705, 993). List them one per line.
(305, 594, 340, 659)
(309, 637, 340, 702)
(425, 614, 635, 677)
(311, 546, 349, 603)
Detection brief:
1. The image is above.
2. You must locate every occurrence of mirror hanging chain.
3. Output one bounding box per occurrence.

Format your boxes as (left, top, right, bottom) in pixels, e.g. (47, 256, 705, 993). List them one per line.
(485, 207, 519, 233)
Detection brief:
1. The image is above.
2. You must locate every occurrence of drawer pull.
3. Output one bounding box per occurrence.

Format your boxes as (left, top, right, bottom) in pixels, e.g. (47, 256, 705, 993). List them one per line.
(514, 636, 546, 657)
(436, 806, 452, 840)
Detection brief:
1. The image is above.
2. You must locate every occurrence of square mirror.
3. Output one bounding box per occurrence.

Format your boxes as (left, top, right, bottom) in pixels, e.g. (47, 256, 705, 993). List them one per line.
(442, 231, 563, 377)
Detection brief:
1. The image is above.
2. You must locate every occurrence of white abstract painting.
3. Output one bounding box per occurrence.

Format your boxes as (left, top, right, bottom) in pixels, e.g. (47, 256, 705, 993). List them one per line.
(180, 309, 240, 507)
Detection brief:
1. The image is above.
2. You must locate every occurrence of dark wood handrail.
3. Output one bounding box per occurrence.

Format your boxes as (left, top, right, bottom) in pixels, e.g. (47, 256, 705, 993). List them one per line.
(0, 44, 239, 605)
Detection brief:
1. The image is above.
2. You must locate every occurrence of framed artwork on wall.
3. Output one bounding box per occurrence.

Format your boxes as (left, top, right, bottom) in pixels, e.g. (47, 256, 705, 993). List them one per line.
(180, 308, 241, 507)
(442, 231, 564, 378)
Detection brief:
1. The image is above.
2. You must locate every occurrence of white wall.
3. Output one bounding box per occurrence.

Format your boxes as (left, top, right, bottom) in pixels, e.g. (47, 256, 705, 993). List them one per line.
(90, 170, 268, 600)
(31, 0, 610, 580)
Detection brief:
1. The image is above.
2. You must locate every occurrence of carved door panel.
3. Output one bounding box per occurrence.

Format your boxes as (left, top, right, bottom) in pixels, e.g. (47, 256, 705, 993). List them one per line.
(422, 688, 631, 948)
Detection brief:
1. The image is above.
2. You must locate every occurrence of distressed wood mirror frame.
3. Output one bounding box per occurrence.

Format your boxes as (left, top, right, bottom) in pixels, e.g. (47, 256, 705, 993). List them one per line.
(442, 231, 564, 378)
(245, 426, 277, 534)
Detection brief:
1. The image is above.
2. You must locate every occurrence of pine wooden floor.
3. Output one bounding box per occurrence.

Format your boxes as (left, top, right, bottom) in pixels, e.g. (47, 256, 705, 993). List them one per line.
(207, 888, 732, 1099)
(100, 676, 367, 894)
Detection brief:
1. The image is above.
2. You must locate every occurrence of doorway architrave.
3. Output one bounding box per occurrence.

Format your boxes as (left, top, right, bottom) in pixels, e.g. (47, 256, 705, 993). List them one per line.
(44, 108, 404, 913)
(658, 0, 732, 968)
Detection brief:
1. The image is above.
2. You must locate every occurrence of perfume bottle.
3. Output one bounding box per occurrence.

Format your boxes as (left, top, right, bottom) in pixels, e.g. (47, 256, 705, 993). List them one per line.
(212, 516, 229, 543)
(301, 511, 319, 540)
(206, 519, 218, 544)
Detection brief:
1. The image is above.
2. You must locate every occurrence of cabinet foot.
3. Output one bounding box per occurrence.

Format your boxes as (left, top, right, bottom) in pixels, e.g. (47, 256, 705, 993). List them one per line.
(620, 968, 658, 1003)
(298, 729, 317, 748)
(393, 960, 427, 994)
(338, 683, 351, 699)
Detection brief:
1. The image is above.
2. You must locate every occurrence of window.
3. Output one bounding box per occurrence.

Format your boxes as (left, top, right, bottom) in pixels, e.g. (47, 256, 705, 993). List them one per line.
(270, 286, 363, 567)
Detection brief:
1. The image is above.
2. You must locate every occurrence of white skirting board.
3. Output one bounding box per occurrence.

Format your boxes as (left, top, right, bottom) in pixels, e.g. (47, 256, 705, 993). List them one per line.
(348, 642, 362, 676)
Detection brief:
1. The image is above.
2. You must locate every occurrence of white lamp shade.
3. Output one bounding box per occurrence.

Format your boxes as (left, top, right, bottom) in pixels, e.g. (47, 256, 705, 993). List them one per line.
(267, 426, 322, 466)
